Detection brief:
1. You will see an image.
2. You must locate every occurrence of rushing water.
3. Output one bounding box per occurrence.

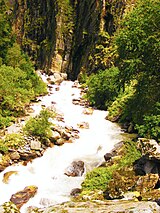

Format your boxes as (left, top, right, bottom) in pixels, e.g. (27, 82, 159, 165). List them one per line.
(0, 79, 122, 212)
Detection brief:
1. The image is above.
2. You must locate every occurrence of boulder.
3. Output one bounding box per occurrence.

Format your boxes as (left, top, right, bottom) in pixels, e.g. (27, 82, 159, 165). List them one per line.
(9, 151, 20, 160)
(30, 140, 41, 150)
(70, 188, 82, 196)
(82, 108, 94, 115)
(137, 138, 160, 158)
(107, 168, 160, 200)
(64, 160, 85, 177)
(134, 155, 160, 175)
(77, 122, 89, 129)
(50, 131, 61, 141)
(10, 186, 38, 209)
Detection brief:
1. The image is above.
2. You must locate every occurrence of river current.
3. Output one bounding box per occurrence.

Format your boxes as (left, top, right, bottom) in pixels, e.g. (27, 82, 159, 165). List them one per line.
(0, 78, 122, 212)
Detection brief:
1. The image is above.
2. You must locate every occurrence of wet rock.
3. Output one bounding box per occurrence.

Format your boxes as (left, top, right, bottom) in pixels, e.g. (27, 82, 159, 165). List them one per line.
(54, 138, 65, 146)
(64, 160, 85, 177)
(50, 131, 61, 142)
(10, 186, 38, 209)
(77, 122, 89, 129)
(19, 151, 37, 161)
(70, 188, 82, 196)
(9, 151, 20, 160)
(48, 73, 63, 85)
(3, 171, 18, 184)
(104, 153, 113, 161)
(82, 108, 94, 115)
(134, 155, 160, 175)
(0, 202, 20, 213)
(30, 140, 41, 150)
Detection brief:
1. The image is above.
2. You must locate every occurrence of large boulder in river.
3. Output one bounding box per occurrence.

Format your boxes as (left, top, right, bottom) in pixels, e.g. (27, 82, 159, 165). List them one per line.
(64, 160, 85, 177)
(10, 186, 38, 209)
(134, 138, 160, 175)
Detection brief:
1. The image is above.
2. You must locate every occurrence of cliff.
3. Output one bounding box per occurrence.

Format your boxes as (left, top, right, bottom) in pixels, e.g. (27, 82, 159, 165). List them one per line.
(13, 0, 135, 78)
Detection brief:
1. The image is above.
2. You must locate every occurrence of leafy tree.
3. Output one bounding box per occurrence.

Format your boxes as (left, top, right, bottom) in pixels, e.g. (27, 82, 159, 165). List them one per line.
(0, 0, 14, 62)
(86, 66, 119, 109)
(115, 0, 160, 124)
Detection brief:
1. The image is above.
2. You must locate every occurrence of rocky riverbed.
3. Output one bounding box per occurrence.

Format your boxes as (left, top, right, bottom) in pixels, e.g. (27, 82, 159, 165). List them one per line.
(1, 72, 160, 213)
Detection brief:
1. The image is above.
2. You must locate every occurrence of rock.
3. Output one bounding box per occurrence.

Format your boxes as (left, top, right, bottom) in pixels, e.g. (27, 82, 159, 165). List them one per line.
(137, 138, 160, 158)
(104, 153, 113, 161)
(64, 160, 85, 177)
(77, 122, 89, 129)
(49, 72, 63, 85)
(61, 73, 67, 80)
(54, 138, 65, 146)
(0, 202, 20, 213)
(30, 140, 41, 150)
(3, 171, 18, 184)
(136, 173, 159, 193)
(134, 155, 160, 175)
(107, 169, 160, 200)
(50, 131, 61, 142)
(82, 108, 94, 115)
(10, 186, 38, 209)
(9, 151, 20, 160)
(19, 152, 37, 161)
(70, 188, 82, 196)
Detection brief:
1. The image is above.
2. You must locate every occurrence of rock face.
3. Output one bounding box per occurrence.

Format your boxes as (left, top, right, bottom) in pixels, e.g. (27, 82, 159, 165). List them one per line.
(12, 0, 134, 78)
(134, 138, 160, 175)
(64, 160, 85, 177)
(10, 186, 38, 209)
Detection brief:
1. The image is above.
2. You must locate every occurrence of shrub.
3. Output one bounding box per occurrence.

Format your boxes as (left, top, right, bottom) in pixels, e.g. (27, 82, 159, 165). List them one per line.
(23, 109, 55, 141)
(86, 66, 119, 109)
(82, 140, 141, 192)
(136, 114, 160, 142)
(3, 133, 25, 149)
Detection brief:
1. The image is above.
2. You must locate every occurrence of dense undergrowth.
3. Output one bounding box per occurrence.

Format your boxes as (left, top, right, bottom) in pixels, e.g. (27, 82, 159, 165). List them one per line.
(82, 140, 141, 192)
(0, 1, 47, 129)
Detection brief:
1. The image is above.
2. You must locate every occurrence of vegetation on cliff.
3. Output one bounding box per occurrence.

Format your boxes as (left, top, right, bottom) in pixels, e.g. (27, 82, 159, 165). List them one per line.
(0, 1, 47, 129)
(84, 0, 160, 141)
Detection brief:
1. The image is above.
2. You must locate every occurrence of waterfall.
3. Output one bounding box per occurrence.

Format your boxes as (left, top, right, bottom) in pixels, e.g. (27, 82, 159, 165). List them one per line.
(0, 78, 122, 212)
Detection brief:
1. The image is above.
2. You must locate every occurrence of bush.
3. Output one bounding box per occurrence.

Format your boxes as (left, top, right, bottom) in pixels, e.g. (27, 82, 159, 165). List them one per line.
(136, 114, 160, 142)
(86, 66, 119, 109)
(107, 83, 135, 121)
(23, 109, 55, 141)
(3, 133, 25, 149)
(82, 140, 141, 192)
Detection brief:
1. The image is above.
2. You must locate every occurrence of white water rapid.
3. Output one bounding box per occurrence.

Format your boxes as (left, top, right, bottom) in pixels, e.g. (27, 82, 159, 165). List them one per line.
(0, 78, 123, 212)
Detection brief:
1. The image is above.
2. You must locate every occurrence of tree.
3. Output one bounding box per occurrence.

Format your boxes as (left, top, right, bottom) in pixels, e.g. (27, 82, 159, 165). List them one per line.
(115, 0, 160, 123)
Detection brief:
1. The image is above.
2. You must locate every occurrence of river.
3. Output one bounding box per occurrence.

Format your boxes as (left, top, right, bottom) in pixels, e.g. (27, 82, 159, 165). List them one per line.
(0, 78, 123, 212)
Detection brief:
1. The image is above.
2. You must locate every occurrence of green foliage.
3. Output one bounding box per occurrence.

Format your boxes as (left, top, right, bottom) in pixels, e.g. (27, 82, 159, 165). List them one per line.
(0, 133, 25, 153)
(0, 63, 47, 128)
(136, 114, 160, 142)
(3, 133, 25, 149)
(107, 83, 135, 121)
(88, 32, 116, 73)
(86, 67, 119, 109)
(116, 0, 160, 85)
(82, 165, 117, 191)
(82, 140, 141, 192)
(0, 0, 14, 62)
(23, 109, 55, 141)
(118, 140, 142, 168)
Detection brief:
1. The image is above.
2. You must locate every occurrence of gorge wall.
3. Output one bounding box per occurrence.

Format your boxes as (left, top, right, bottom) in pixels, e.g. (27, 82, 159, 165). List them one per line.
(13, 0, 135, 79)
